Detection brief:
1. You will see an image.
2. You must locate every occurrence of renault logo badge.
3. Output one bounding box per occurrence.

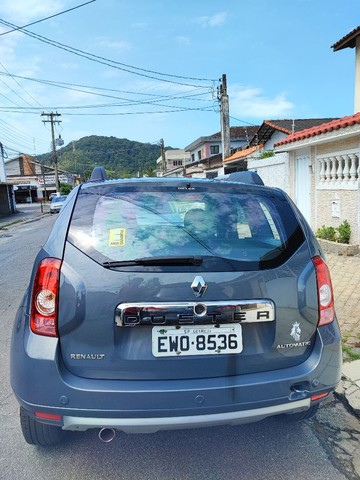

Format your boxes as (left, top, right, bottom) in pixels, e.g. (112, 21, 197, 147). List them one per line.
(191, 276, 207, 298)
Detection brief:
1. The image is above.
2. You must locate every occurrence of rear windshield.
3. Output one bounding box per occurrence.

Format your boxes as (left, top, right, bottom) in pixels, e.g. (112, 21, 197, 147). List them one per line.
(67, 182, 305, 270)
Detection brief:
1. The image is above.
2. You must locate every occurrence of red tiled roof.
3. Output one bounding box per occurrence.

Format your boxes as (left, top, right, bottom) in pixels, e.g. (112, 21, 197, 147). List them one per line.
(332, 26, 360, 51)
(224, 144, 264, 163)
(249, 118, 337, 147)
(263, 120, 292, 134)
(274, 113, 360, 147)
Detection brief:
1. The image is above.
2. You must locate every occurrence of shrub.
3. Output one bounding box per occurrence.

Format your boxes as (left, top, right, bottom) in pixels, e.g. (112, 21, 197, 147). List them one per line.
(316, 220, 351, 244)
(259, 150, 275, 159)
(337, 220, 351, 244)
(316, 225, 336, 242)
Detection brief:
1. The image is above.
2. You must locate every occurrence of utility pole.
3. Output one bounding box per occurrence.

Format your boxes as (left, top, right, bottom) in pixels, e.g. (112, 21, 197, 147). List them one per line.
(0, 142, 7, 183)
(218, 74, 230, 161)
(41, 112, 62, 193)
(159, 138, 166, 174)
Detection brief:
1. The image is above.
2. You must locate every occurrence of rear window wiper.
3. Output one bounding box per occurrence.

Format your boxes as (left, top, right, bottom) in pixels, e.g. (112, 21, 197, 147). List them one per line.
(102, 256, 203, 268)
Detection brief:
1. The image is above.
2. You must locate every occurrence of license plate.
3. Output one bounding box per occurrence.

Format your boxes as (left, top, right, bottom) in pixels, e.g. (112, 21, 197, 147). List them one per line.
(152, 324, 243, 357)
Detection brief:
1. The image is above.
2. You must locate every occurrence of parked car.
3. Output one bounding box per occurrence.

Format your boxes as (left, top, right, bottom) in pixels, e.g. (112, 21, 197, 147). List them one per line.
(49, 195, 68, 214)
(10, 168, 342, 446)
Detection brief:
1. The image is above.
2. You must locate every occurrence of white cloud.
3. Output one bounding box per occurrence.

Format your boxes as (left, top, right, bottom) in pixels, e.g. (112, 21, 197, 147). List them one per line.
(95, 37, 131, 52)
(197, 12, 227, 28)
(176, 36, 190, 45)
(0, 0, 64, 24)
(229, 85, 294, 119)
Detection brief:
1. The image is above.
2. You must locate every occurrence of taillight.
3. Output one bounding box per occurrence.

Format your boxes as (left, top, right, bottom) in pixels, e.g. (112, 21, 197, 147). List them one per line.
(30, 258, 62, 337)
(312, 256, 335, 326)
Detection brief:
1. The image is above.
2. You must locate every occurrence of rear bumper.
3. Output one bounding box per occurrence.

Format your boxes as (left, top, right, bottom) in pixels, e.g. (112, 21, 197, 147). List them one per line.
(11, 321, 342, 432)
(62, 399, 311, 433)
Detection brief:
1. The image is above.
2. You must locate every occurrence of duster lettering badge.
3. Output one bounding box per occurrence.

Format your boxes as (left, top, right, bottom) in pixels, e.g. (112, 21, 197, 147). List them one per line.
(115, 301, 275, 327)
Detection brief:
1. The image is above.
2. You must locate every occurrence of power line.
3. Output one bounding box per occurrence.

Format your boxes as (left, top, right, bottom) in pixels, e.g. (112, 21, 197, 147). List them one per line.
(0, 107, 215, 116)
(0, 18, 216, 86)
(0, 71, 214, 106)
(0, 71, 213, 103)
(0, 94, 215, 111)
(0, 73, 36, 108)
(229, 115, 260, 127)
(0, 72, 212, 98)
(0, 1, 96, 36)
(0, 121, 48, 148)
(0, 62, 43, 107)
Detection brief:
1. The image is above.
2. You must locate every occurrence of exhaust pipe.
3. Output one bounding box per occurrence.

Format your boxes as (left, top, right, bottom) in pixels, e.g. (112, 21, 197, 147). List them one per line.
(98, 428, 116, 443)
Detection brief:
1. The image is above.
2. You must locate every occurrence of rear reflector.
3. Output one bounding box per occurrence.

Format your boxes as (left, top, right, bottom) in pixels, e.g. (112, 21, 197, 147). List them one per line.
(312, 256, 335, 327)
(35, 412, 62, 422)
(30, 258, 62, 337)
(311, 392, 329, 402)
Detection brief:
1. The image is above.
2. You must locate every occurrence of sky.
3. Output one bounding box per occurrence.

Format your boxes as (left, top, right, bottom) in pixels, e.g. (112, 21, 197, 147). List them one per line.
(0, 0, 358, 158)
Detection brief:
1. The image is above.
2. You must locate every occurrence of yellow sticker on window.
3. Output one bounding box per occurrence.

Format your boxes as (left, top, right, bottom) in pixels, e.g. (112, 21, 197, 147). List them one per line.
(109, 228, 126, 247)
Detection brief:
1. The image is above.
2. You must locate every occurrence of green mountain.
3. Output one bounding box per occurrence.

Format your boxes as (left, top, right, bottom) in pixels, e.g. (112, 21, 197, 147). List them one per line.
(37, 135, 166, 180)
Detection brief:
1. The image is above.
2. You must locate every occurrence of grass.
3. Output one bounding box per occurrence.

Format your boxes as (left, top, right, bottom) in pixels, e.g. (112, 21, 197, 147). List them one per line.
(342, 334, 360, 362)
(0, 220, 23, 230)
(342, 345, 360, 361)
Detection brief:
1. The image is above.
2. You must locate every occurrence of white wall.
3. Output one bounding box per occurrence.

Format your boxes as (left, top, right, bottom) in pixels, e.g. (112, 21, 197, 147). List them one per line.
(264, 131, 288, 149)
(247, 153, 289, 193)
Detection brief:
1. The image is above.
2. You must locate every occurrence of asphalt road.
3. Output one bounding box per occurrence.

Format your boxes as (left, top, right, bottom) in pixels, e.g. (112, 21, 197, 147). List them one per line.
(0, 214, 353, 480)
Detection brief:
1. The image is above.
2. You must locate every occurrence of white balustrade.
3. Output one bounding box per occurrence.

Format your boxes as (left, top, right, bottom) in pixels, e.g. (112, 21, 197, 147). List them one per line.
(349, 153, 357, 183)
(316, 153, 359, 189)
(319, 159, 325, 183)
(330, 156, 337, 182)
(336, 155, 343, 183)
(342, 154, 350, 183)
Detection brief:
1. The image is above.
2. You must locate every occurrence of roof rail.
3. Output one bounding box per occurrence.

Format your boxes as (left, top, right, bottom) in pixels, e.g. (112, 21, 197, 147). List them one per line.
(220, 171, 264, 185)
(89, 166, 107, 182)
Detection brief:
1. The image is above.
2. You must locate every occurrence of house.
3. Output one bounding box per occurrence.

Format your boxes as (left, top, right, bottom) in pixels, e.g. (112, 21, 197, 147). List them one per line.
(0, 144, 15, 215)
(266, 26, 360, 245)
(274, 113, 360, 244)
(331, 25, 360, 113)
(156, 149, 191, 177)
(220, 119, 336, 179)
(184, 126, 259, 178)
(5, 154, 78, 202)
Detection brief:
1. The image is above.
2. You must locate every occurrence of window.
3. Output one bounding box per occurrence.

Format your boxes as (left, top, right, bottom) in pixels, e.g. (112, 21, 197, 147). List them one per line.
(191, 154, 195, 162)
(68, 184, 304, 270)
(197, 150, 202, 160)
(173, 160, 183, 166)
(210, 145, 220, 155)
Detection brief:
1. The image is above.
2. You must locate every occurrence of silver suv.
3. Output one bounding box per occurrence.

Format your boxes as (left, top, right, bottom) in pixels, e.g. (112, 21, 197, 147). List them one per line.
(10, 169, 342, 446)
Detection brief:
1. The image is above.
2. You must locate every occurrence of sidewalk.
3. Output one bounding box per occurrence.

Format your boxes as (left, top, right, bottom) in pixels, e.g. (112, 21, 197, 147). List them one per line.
(1, 208, 359, 418)
(326, 252, 360, 418)
(0, 203, 49, 229)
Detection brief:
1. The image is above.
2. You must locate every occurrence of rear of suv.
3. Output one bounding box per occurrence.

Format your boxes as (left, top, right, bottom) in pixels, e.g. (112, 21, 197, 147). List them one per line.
(10, 170, 342, 446)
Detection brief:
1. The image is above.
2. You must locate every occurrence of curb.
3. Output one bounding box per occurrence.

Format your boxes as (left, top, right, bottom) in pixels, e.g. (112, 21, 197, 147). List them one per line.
(335, 361, 360, 419)
(0, 212, 48, 230)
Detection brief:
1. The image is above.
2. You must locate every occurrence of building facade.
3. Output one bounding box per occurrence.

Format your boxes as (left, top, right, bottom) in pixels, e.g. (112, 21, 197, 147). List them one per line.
(5, 154, 78, 202)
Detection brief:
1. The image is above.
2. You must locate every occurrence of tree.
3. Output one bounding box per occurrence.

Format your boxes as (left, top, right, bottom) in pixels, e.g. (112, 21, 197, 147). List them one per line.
(60, 183, 72, 195)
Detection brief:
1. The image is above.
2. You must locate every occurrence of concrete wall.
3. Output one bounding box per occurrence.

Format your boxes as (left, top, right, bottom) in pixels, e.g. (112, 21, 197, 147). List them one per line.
(0, 185, 13, 215)
(247, 153, 289, 193)
(314, 138, 360, 244)
(315, 189, 359, 243)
